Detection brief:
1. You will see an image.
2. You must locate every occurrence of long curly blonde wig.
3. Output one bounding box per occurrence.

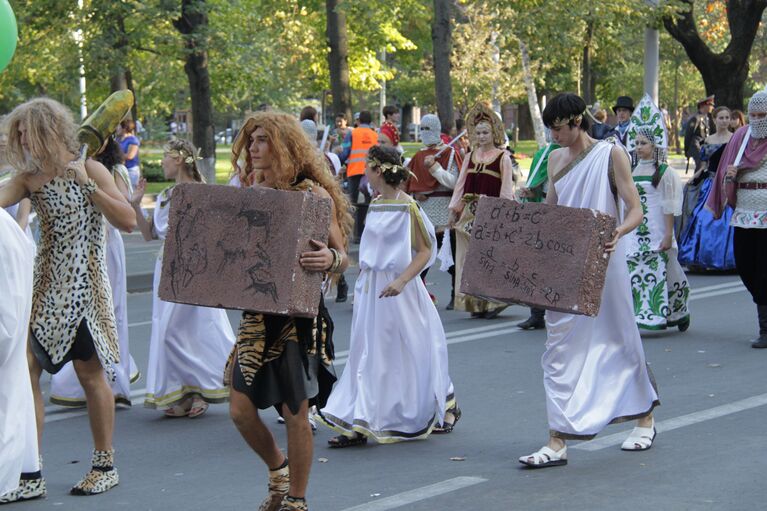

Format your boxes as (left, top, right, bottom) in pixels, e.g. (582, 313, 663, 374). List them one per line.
(4, 98, 80, 175)
(231, 111, 353, 245)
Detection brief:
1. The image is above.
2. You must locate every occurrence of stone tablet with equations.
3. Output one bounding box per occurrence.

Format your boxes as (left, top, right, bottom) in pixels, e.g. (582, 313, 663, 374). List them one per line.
(159, 183, 331, 318)
(460, 197, 616, 316)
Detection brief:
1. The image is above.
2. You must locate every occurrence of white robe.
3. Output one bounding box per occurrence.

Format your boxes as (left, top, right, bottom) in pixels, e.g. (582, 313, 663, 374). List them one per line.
(319, 198, 453, 442)
(545, 141, 659, 439)
(144, 187, 234, 409)
(0, 209, 39, 494)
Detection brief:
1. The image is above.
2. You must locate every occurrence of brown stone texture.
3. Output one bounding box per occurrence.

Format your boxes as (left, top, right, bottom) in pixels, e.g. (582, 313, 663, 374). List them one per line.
(159, 183, 331, 318)
(460, 197, 616, 316)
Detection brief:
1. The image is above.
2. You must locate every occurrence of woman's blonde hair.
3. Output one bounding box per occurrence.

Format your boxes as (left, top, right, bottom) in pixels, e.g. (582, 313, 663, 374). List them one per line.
(165, 138, 205, 183)
(4, 98, 80, 175)
(231, 111, 353, 245)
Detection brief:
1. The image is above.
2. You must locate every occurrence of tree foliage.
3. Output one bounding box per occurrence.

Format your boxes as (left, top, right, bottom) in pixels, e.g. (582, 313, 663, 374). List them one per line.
(0, 0, 764, 130)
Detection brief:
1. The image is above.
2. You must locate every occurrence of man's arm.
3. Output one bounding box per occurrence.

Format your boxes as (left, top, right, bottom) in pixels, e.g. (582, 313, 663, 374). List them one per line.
(605, 145, 642, 252)
(67, 158, 136, 232)
(0, 176, 28, 209)
(339, 131, 353, 164)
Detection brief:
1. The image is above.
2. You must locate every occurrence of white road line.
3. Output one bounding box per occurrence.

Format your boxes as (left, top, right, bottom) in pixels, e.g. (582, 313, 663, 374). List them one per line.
(572, 393, 767, 452)
(333, 326, 523, 366)
(689, 280, 743, 294)
(339, 476, 487, 511)
(42, 325, 523, 423)
(332, 322, 519, 360)
(689, 285, 746, 301)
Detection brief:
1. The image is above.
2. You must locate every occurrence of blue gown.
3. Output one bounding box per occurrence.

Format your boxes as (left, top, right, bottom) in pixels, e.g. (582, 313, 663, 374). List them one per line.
(677, 143, 736, 270)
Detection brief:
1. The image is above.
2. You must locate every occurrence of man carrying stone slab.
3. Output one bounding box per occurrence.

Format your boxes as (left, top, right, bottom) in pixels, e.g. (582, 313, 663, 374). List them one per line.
(225, 111, 352, 511)
(519, 93, 660, 468)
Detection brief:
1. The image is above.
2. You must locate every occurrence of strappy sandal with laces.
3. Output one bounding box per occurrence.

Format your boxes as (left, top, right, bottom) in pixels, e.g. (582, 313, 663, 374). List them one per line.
(432, 406, 462, 434)
(518, 445, 568, 468)
(621, 420, 656, 451)
(188, 397, 209, 419)
(327, 433, 367, 448)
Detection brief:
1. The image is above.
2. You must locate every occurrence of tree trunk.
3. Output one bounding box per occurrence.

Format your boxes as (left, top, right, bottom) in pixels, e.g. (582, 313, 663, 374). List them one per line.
(401, 103, 413, 142)
(174, 0, 216, 184)
(326, 0, 352, 122)
(518, 38, 546, 148)
(664, 0, 767, 110)
(432, 0, 454, 132)
(581, 19, 595, 105)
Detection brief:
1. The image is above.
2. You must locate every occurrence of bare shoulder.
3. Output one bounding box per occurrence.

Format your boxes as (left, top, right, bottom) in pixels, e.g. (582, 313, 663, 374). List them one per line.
(310, 183, 331, 199)
(547, 148, 567, 178)
(609, 144, 630, 167)
(85, 158, 111, 176)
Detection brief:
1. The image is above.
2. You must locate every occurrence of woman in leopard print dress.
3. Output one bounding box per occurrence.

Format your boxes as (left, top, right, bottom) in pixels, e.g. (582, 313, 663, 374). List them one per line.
(0, 98, 136, 499)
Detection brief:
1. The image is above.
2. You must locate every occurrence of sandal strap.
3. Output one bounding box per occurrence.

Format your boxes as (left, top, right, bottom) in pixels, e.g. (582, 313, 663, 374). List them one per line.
(523, 445, 566, 464)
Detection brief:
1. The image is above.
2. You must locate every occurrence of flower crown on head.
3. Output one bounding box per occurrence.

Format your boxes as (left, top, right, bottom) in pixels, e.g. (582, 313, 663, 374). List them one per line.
(368, 155, 415, 179)
(164, 144, 202, 165)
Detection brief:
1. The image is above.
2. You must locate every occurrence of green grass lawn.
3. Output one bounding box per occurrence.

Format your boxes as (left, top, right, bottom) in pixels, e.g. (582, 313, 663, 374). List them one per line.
(142, 140, 544, 195)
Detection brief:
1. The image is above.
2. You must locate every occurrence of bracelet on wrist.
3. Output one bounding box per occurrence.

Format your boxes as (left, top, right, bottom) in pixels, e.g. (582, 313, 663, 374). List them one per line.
(81, 178, 99, 197)
(328, 248, 343, 273)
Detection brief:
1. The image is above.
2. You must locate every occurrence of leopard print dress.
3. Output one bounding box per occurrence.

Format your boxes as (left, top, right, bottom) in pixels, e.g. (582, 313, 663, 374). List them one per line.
(29, 176, 119, 380)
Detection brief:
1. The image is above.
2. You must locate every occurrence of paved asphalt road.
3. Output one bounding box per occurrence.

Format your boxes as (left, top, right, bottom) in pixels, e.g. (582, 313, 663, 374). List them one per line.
(20, 230, 765, 511)
(16, 164, 762, 511)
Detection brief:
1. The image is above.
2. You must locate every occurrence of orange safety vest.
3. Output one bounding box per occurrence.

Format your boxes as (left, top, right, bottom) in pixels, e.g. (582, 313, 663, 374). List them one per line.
(346, 127, 378, 177)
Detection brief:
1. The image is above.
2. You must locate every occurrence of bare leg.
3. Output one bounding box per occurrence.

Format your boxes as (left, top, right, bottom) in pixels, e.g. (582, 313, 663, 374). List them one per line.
(73, 356, 114, 451)
(282, 401, 312, 499)
(229, 388, 285, 469)
(26, 345, 44, 449)
(637, 412, 654, 428)
(547, 435, 566, 451)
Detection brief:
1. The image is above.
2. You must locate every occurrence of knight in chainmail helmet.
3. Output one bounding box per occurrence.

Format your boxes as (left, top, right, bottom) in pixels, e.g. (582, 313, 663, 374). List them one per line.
(708, 87, 767, 348)
(748, 89, 767, 139)
(405, 114, 463, 311)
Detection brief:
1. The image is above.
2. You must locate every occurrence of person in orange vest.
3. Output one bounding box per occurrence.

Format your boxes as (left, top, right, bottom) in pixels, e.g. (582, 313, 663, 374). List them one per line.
(340, 110, 378, 243)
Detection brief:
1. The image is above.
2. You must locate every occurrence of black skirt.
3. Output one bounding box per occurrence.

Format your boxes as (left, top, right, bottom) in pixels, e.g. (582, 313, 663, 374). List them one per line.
(29, 319, 97, 374)
(231, 300, 337, 415)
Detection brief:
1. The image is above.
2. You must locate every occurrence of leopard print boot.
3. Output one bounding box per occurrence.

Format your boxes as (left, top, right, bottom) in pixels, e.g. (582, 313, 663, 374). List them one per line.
(258, 461, 290, 511)
(279, 496, 308, 511)
(0, 472, 47, 503)
(70, 449, 119, 495)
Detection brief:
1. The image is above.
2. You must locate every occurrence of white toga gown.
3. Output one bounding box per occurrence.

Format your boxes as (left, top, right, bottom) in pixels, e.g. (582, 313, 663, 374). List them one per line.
(544, 141, 659, 439)
(0, 209, 39, 493)
(319, 197, 454, 442)
(143, 186, 234, 409)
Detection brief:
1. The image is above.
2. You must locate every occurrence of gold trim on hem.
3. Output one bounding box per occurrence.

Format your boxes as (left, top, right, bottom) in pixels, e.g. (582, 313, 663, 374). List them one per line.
(316, 412, 437, 444)
(143, 386, 230, 409)
(549, 400, 660, 440)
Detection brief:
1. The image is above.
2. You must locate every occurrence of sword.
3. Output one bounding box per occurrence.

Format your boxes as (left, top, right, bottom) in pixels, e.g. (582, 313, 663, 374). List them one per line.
(725, 126, 752, 184)
(433, 130, 467, 158)
(319, 124, 330, 153)
(734, 127, 751, 168)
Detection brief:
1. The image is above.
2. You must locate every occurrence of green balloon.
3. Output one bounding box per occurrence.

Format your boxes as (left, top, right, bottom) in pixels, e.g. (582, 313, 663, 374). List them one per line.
(0, 0, 18, 73)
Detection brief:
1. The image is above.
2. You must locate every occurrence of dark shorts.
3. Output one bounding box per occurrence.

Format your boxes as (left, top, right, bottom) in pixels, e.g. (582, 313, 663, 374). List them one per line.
(29, 319, 96, 375)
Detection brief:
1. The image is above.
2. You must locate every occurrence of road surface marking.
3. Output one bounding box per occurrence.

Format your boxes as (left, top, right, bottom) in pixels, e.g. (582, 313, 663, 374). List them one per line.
(572, 393, 767, 451)
(690, 281, 743, 294)
(339, 476, 487, 511)
(689, 285, 746, 301)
